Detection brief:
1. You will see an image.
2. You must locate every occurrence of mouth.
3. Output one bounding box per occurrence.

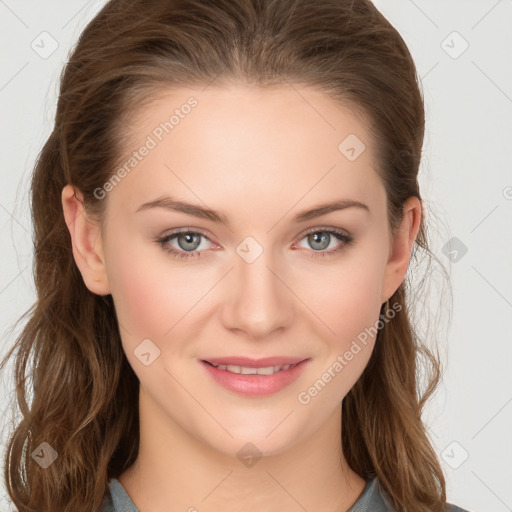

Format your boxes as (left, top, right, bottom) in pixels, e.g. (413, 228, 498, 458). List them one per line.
(199, 357, 311, 397)
(202, 360, 303, 375)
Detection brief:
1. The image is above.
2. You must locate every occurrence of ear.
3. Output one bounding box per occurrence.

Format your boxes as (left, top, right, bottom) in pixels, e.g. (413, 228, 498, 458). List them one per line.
(61, 184, 111, 296)
(380, 196, 422, 303)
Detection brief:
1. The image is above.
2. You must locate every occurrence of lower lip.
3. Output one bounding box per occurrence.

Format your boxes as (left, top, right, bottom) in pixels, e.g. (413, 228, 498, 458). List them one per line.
(200, 359, 311, 397)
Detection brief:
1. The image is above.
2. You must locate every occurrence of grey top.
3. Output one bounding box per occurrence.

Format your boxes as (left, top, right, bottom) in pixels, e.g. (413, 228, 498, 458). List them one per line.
(100, 477, 471, 511)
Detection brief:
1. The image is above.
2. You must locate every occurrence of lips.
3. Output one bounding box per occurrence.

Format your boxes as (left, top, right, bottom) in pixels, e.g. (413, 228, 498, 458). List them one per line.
(202, 356, 307, 368)
(203, 360, 302, 376)
(199, 357, 311, 397)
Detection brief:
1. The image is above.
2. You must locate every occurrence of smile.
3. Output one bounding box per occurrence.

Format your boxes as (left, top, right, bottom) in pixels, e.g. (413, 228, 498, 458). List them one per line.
(204, 361, 301, 375)
(200, 358, 311, 397)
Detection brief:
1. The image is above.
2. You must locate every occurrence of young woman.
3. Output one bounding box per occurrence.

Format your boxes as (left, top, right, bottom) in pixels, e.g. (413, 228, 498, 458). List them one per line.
(1, 0, 470, 511)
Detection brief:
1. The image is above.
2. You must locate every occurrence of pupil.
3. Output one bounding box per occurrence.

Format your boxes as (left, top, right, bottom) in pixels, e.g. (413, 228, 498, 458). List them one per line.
(179, 233, 200, 251)
(310, 232, 329, 250)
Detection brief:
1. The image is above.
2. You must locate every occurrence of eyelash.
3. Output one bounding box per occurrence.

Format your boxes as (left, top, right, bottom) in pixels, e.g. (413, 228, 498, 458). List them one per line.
(156, 227, 354, 261)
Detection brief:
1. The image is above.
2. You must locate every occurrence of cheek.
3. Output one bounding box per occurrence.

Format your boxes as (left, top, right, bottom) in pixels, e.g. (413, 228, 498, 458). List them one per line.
(298, 263, 384, 405)
(106, 242, 194, 342)
(106, 239, 224, 373)
(299, 252, 386, 344)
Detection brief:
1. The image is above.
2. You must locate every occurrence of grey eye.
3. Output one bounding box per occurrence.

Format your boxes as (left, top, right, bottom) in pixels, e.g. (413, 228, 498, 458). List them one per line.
(307, 232, 331, 250)
(176, 232, 203, 251)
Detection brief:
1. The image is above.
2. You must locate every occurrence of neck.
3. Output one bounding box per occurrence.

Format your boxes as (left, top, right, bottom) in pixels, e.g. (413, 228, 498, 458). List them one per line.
(118, 389, 366, 512)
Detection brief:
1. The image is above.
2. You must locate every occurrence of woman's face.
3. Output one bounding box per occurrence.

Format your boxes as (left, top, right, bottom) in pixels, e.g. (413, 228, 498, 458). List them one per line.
(65, 85, 418, 458)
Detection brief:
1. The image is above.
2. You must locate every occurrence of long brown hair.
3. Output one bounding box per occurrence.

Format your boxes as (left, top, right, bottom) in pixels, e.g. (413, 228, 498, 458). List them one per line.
(1, 0, 450, 510)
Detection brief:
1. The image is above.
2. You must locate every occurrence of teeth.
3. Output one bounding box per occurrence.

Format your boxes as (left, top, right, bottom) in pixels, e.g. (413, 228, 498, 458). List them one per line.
(212, 363, 294, 375)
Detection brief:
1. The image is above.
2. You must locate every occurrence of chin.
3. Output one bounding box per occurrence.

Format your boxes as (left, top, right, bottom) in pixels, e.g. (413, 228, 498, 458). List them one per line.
(197, 417, 306, 461)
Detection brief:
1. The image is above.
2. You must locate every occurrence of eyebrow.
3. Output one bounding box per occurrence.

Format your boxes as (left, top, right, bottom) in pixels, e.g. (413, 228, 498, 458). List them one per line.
(136, 196, 370, 226)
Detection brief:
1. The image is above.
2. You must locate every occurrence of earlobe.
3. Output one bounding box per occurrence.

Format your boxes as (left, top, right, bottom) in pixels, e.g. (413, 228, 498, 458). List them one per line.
(61, 184, 111, 296)
(380, 196, 422, 303)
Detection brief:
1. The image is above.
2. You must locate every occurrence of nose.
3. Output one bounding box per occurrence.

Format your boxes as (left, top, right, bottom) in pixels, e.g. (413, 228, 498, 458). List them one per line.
(219, 248, 294, 339)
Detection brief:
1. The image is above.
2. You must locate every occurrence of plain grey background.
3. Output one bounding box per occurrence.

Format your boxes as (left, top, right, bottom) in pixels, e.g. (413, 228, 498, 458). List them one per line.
(1, 1, 511, 511)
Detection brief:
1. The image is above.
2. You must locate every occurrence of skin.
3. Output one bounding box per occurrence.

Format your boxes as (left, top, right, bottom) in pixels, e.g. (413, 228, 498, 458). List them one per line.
(61, 84, 421, 512)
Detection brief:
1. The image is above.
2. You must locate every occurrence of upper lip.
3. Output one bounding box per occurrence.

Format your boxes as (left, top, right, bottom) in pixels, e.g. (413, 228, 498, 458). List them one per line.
(202, 356, 309, 368)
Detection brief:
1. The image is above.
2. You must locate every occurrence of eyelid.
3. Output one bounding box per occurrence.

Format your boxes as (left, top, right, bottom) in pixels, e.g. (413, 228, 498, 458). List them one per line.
(160, 226, 214, 241)
(298, 225, 351, 238)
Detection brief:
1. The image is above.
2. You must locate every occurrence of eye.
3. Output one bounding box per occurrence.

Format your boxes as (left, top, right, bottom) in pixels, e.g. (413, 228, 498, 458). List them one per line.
(157, 227, 354, 261)
(294, 227, 354, 258)
(157, 229, 213, 260)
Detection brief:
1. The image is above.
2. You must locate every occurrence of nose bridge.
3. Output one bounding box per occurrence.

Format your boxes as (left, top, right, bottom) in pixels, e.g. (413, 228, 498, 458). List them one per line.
(220, 239, 294, 337)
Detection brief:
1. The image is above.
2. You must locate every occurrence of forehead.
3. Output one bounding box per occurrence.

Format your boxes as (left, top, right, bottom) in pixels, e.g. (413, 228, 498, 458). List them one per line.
(108, 84, 384, 221)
